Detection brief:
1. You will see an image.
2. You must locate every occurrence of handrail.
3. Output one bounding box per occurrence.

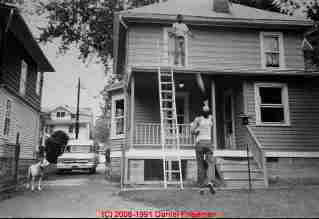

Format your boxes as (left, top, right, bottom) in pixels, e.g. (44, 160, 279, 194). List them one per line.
(134, 123, 195, 146)
(245, 126, 269, 188)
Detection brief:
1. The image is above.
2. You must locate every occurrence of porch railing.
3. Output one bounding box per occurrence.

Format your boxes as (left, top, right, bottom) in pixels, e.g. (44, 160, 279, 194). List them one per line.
(134, 123, 195, 146)
(245, 126, 269, 188)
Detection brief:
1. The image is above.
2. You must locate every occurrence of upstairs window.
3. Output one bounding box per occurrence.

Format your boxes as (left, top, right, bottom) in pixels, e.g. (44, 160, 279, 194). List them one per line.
(163, 28, 188, 67)
(36, 72, 42, 95)
(56, 111, 66, 118)
(111, 94, 125, 139)
(255, 83, 290, 126)
(260, 32, 285, 69)
(3, 99, 12, 136)
(20, 60, 28, 95)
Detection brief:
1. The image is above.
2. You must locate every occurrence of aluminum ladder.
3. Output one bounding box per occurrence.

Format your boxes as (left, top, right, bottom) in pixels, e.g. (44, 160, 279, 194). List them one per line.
(158, 67, 184, 189)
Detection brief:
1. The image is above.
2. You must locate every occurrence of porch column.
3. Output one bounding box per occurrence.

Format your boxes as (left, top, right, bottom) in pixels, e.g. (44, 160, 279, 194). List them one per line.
(211, 80, 217, 148)
(130, 74, 135, 148)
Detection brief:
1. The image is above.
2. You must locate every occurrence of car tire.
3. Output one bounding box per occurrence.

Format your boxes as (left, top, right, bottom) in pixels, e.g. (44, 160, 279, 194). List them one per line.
(89, 168, 96, 174)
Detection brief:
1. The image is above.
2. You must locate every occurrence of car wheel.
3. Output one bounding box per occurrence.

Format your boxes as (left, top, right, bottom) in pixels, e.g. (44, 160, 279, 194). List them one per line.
(89, 168, 96, 174)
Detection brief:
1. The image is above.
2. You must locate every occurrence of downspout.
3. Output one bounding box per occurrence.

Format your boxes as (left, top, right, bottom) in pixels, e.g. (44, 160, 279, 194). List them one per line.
(0, 8, 14, 83)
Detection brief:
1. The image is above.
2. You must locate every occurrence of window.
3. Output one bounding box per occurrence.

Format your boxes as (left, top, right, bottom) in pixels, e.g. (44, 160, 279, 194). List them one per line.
(163, 28, 188, 67)
(255, 83, 290, 125)
(111, 94, 125, 138)
(36, 72, 42, 95)
(56, 111, 66, 118)
(3, 99, 12, 136)
(71, 114, 76, 119)
(260, 32, 285, 68)
(69, 125, 74, 133)
(20, 60, 28, 95)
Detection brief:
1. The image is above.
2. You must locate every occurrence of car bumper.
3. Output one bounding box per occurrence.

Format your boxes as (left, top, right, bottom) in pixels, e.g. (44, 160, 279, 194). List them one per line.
(57, 163, 97, 170)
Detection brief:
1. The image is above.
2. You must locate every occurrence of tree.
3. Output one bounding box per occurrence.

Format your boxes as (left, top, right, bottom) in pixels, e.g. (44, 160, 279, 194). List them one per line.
(93, 115, 110, 144)
(45, 130, 69, 163)
(274, 0, 319, 66)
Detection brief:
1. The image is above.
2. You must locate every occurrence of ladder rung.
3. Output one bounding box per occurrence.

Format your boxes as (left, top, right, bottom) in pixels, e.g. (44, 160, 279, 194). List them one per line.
(162, 99, 173, 102)
(161, 82, 173, 84)
(162, 108, 173, 111)
(161, 90, 172, 93)
(165, 170, 181, 173)
(160, 73, 172, 76)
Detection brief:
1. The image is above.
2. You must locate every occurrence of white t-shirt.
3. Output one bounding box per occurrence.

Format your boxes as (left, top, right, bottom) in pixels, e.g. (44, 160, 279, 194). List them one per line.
(172, 22, 189, 37)
(191, 115, 213, 143)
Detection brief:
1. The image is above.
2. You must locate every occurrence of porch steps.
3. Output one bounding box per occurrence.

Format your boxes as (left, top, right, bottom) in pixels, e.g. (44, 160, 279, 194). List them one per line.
(216, 157, 266, 189)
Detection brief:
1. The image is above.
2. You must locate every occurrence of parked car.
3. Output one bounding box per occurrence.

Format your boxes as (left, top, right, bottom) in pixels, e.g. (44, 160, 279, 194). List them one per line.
(57, 144, 98, 174)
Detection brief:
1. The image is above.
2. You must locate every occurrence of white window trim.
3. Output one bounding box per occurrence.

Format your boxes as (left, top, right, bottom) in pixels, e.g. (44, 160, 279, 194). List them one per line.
(2, 97, 13, 139)
(36, 72, 42, 96)
(254, 82, 290, 126)
(260, 32, 286, 69)
(163, 27, 189, 67)
(20, 60, 28, 96)
(110, 94, 125, 139)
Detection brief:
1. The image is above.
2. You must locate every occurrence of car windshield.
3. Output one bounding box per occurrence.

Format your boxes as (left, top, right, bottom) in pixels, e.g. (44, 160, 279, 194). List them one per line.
(64, 145, 94, 153)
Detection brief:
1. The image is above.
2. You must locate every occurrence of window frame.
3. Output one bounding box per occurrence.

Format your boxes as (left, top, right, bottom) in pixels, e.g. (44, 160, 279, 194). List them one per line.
(110, 94, 125, 139)
(260, 32, 285, 69)
(36, 71, 42, 96)
(163, 27, 189, 67)
(2, 98, 13, 137)
(19, 60, 28, 95)
(254, 82, 290, 126)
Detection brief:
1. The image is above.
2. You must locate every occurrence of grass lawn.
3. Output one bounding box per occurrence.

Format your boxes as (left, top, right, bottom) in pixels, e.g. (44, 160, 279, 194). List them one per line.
(119, 186, 319, 218)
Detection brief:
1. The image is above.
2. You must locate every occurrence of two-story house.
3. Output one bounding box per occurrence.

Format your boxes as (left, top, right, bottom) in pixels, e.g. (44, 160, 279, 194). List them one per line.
(109, 0, 319, 189)
(42, 105, 94, 147)
(0, 3, 54, 185)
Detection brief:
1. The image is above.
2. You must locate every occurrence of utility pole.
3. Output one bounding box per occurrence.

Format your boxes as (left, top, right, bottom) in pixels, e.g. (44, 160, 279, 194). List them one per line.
(75, 77, 80, 139)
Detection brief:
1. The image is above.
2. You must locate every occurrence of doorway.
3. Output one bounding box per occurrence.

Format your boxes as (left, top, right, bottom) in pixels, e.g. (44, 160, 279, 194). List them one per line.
(223, 89, 236, 149)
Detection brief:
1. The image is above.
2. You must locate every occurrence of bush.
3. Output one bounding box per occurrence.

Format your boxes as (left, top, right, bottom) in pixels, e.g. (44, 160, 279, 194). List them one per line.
(45, 130, 69, 164)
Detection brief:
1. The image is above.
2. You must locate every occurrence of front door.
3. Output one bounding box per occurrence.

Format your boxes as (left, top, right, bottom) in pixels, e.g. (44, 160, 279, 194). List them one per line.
(223, 89, 236, 149)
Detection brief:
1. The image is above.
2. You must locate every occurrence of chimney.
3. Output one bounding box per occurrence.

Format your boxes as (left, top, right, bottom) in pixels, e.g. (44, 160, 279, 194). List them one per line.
(212, 0, 230, 13)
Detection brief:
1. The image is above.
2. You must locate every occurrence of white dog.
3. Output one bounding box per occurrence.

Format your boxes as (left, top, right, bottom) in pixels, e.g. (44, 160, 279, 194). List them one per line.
(26, 158, 50, 191)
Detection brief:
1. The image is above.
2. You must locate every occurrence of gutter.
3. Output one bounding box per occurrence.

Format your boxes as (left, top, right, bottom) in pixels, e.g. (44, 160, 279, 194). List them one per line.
(120, 12, 313, 29)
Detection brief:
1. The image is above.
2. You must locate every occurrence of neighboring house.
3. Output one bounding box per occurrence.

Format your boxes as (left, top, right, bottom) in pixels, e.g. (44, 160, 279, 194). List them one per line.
(109, 0, 319, 188)
(42, 105, 94, 147)
(0, 3, 54, 184)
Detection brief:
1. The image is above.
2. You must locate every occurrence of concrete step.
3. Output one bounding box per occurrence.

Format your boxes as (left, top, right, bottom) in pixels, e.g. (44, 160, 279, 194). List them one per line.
(218, 164, 259, 172)
(221, 180, 266, 189)
(222, 171, 264, 180)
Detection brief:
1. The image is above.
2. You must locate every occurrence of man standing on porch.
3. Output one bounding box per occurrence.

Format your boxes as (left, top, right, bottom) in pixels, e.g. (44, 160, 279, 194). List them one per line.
(190, 100, 218, 193)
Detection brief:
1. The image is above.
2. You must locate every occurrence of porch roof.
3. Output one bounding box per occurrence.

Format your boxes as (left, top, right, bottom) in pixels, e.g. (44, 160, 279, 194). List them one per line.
(131, 65, 319, 77)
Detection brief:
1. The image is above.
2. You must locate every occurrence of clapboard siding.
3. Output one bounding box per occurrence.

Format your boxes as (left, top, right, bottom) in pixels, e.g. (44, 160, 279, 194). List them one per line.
(110, 138, 125, 152)
(127, 24, 305, 70)
(246, 78, 319, 151)
(0, 88, 40, 159)
(2, 31, 41, 110)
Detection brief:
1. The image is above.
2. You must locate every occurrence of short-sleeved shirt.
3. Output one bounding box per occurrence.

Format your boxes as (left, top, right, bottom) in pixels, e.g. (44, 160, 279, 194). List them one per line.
(172, 22, 189, 38)
(190, 115, 213, 143)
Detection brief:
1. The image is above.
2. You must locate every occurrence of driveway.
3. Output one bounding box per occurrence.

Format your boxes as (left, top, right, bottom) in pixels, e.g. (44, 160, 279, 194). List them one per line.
(0, 165, 152, 218)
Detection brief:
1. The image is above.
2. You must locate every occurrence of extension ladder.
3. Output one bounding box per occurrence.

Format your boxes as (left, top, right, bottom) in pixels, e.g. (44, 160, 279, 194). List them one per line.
(158, 67, 184, 189)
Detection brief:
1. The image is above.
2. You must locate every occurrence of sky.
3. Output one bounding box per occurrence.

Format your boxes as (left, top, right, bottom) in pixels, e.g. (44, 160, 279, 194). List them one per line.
(22, 8, 108, 121)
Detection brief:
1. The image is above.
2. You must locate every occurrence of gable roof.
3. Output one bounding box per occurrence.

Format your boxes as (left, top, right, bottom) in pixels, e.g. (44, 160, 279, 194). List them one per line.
(0, 3, 54, 72)
(121, 0, 312, 27)
(43, 105, 93, 116)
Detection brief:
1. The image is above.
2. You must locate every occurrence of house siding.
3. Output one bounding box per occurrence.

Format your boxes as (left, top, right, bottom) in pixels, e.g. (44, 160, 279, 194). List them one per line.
(127, 25, 305, 70)
(0, 88, 40, 159)
(246, 78, 319, 151)
(2, 31, 41, 111)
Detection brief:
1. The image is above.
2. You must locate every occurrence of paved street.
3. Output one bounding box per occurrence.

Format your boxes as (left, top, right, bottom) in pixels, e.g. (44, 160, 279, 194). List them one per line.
(0, 165, 152, 218)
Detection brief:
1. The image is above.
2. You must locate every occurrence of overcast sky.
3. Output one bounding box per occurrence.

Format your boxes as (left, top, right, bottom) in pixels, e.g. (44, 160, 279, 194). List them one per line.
(23, 11, 107, 120)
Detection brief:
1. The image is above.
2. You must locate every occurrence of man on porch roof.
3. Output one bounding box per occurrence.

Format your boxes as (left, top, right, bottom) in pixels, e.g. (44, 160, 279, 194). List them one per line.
(191, 100, 220, 193)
